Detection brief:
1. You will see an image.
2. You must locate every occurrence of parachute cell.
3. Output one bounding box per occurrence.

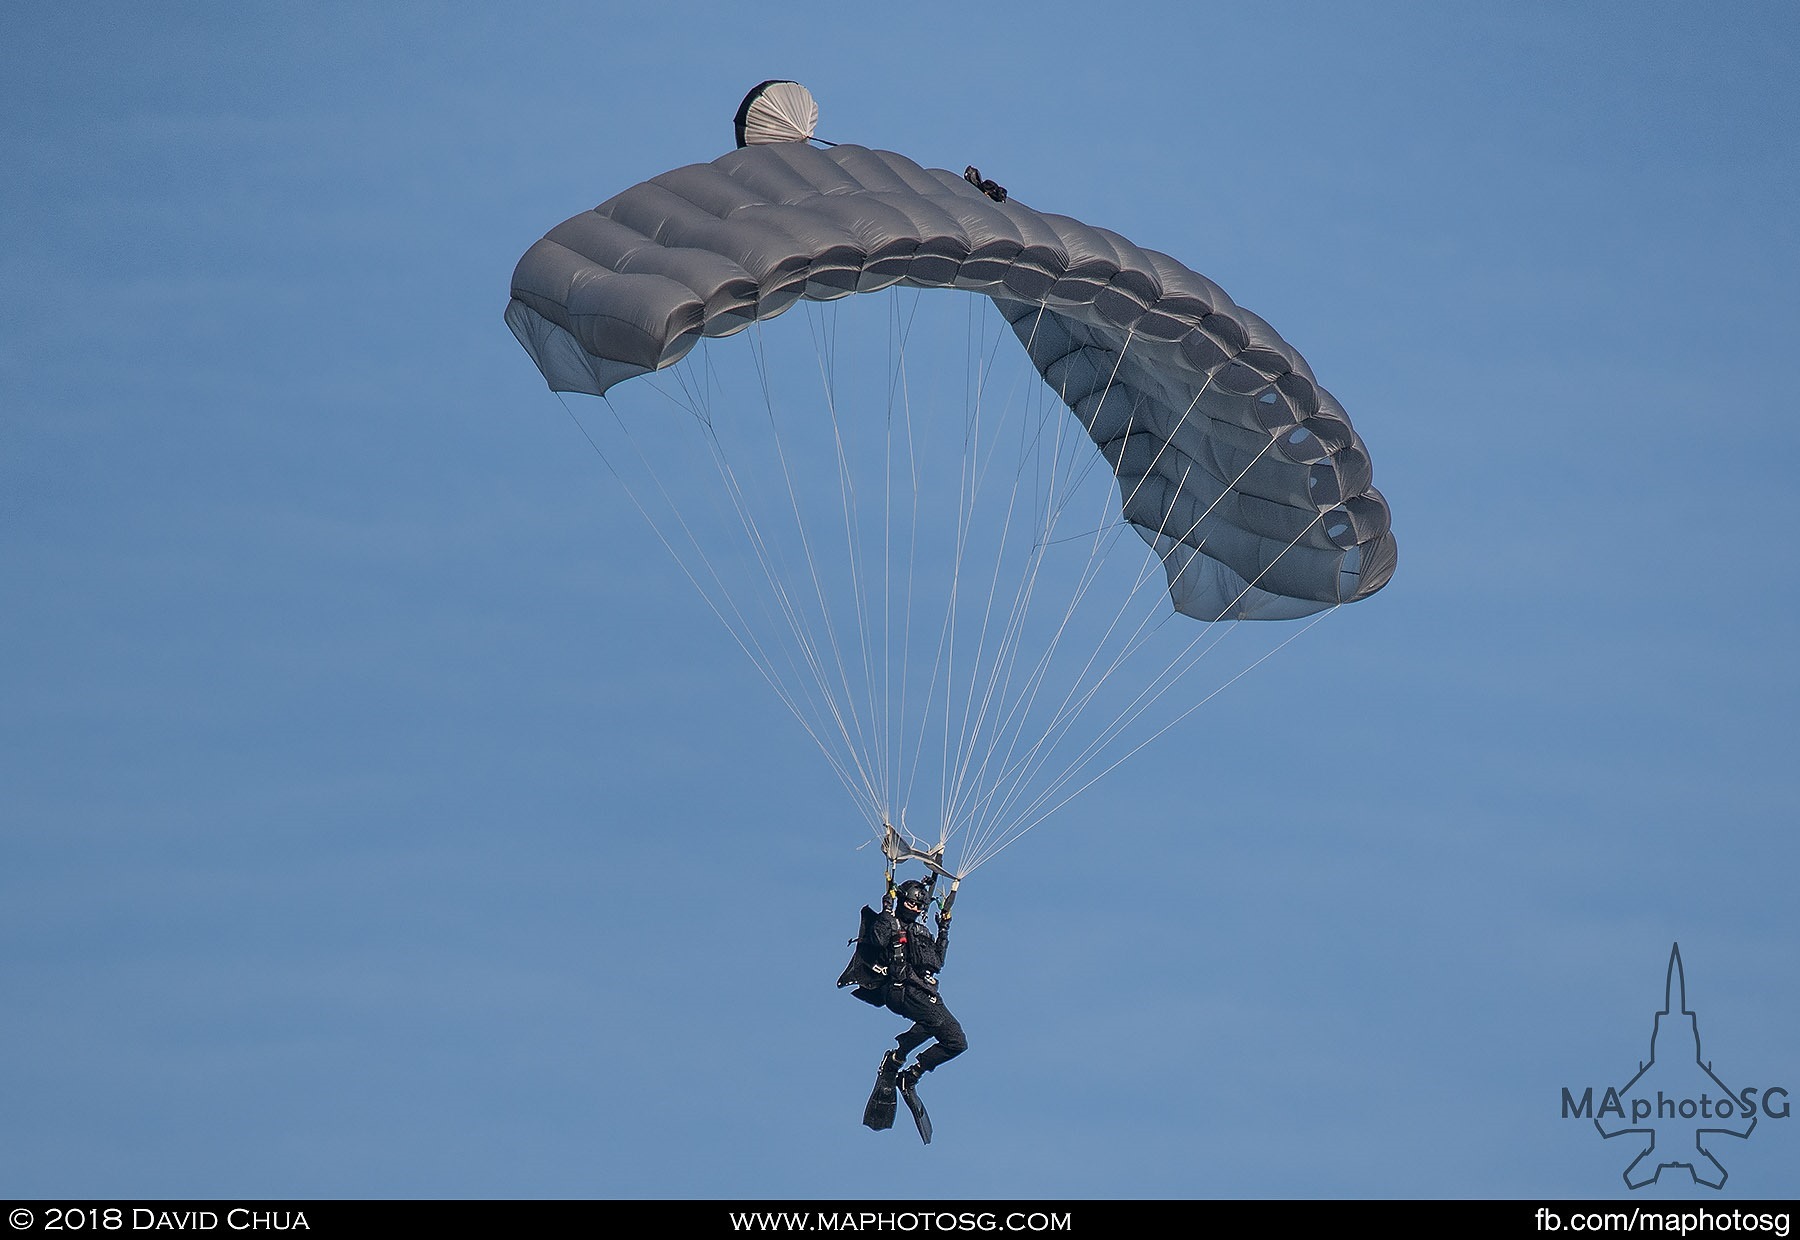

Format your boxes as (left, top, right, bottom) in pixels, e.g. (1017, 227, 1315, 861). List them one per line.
(505, 139, 1395, 621)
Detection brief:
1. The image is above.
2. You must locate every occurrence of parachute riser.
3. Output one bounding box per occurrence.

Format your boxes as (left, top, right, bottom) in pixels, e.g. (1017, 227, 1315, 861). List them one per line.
(880, 822, 957, 882)
(880, 822, 961, 923)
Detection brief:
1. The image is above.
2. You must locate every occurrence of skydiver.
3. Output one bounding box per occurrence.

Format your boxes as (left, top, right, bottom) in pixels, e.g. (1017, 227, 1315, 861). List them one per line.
(838, 876, 966, 1141)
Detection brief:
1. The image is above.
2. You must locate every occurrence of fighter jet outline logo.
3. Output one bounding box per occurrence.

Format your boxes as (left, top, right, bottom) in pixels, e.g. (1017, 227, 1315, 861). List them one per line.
(1593, 943, 1755, 1189)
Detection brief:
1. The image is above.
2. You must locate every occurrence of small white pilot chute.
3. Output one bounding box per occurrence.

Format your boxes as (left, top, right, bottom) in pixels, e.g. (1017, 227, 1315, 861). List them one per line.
(733, 79, 819, 146)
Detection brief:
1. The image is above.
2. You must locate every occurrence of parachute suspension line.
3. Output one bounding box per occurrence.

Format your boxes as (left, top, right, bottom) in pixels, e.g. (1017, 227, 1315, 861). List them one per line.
(680, 332, 891, 818)
(806, 295, 944, 842)
(559, 385, 800, 709)
(860, 285, 1044, 865)
(893, 288, 1005, 860)
(997, 421, 1280, 783)
(936, 304, 1173, 867)
(681, 341, 887, 816)
(953, 361, 1311, 872)
(989, 606, 1341, 864)
(938, 296, 1054, 842)
(921, 297, 1086, 859)
(968, 514, 1337, 871)
(885, 288, 1050, 865)
(803, 302, 889, 813)
(736, 315, 893, 815)
(882, 293, 917, 831)
(948, 322, 1163, 865)
(964, 432, 1290, 866)
(941, 310, 1144, 851)
(943, 308, 1213, 869)
(581, 287, 1342, 879)
(887, 291, 937, 828)
(661, 356, 887, 818)
(919, 291, 1014, 855)
(872, 298, 898, 824)
(641, 360, 850, 743)
(552, 387, 880, 822)
(938, 293, 1009, 844)
(936, 294, 1094, 855)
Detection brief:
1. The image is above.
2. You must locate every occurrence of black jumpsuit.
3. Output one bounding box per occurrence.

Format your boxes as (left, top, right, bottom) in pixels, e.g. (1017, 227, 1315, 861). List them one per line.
(874, 908, 968, 1072)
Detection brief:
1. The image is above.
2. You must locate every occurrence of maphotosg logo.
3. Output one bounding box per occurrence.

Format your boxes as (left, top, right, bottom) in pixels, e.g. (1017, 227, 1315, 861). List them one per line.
(1561, 942, 1789, 1189)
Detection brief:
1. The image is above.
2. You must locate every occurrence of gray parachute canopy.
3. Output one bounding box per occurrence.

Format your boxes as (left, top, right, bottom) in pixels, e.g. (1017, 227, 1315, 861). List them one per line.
(505, 132, 1395, 621)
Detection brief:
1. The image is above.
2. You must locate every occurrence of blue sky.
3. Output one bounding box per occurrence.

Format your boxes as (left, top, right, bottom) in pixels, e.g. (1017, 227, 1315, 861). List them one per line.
(4, 0, 1797, 1200)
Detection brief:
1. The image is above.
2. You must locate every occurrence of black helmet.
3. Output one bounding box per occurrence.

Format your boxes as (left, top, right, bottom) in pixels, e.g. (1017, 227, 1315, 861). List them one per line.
(894, 879, 931, 920)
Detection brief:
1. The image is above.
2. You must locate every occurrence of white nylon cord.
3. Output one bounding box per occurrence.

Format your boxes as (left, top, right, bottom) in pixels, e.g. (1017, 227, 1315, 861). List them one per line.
(937, 314, 1210, 864)
(743, 317, 888, 797)
(961, 439, 1308, 865)
(561, 289, 1340, 880)
(556, 389, 882, 820)
(800, 306, 888, 800)
(676, 345, 881, 807)
(966, 513, 1334, 871)
(933, 301, 1106, 839)
(931, 317, 1322, 874)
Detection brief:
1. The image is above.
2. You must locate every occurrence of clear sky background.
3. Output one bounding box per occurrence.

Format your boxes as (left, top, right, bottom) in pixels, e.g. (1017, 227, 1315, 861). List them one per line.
(4, 1, 1797, 1201)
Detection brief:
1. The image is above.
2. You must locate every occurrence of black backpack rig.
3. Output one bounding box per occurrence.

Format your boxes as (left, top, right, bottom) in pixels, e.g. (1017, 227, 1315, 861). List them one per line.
(836, 824, 959, 1004)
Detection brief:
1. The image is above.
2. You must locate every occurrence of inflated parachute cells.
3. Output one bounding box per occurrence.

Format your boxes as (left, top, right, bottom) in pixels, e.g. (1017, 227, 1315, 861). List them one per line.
(506, 102, 1395, 622)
